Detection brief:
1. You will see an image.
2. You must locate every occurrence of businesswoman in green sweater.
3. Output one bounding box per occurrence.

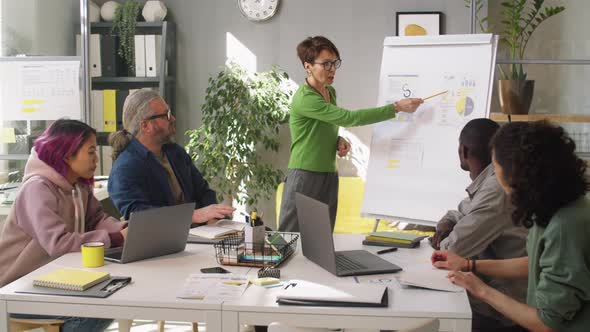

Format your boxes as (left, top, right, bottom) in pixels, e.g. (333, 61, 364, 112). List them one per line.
(432, 121, 590, 332)
(278, 36, 423, 232)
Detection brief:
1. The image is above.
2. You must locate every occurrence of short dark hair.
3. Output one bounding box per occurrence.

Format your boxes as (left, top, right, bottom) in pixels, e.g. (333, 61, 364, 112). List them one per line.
(459, 118, 500, 165)
(491, 120, 588, 228)
(296, 36, 340, 67)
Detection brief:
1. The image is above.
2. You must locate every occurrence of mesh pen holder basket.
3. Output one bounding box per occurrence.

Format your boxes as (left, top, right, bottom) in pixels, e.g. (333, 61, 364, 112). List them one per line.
(214, 232, 299, 268)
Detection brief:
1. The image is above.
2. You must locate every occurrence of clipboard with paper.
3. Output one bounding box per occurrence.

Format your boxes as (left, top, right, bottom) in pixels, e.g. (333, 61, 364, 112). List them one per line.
(16, 276, 132, 298)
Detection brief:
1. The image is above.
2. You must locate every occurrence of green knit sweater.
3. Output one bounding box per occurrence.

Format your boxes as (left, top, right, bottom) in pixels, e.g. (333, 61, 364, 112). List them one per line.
(526, 196, 590, 331)
(287, 84, 396, 172)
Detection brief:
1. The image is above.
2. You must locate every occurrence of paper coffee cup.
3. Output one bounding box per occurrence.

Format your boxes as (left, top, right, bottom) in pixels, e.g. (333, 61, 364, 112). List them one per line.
(81, 241, 105, 268)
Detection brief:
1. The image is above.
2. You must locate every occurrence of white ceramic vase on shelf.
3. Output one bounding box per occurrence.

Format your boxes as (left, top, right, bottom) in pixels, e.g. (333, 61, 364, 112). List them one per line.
(89, 1, 101, 23)
(100, 1, 120, 22)
(142, 0, 167, 22)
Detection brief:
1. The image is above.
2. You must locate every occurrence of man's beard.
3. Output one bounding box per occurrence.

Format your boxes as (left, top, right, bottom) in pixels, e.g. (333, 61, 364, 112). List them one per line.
(156, 126, 176, 144)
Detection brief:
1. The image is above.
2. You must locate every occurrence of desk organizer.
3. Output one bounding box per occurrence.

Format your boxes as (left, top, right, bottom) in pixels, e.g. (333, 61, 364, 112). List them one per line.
(214, 232, 298, 268)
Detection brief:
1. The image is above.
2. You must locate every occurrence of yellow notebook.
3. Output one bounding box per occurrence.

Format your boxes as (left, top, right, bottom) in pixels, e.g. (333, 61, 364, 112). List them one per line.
(33, 269, 110, 291)
(365, 236, 412, 244)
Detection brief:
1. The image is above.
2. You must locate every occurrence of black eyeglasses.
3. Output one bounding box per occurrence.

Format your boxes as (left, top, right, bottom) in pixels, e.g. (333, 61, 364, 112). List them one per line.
(145, 109, 172, 121)
(313, 59, 342, 71)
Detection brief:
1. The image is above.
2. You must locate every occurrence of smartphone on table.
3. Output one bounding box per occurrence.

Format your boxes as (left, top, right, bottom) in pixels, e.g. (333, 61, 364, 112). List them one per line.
(200, 267, 230, 274)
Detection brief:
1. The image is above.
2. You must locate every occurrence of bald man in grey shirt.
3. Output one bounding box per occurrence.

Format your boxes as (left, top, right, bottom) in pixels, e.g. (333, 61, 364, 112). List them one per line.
(431, 119, 528, 332)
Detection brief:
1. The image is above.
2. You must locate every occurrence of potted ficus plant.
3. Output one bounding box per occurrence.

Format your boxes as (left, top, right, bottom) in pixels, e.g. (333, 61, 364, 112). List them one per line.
(467, 0, 565, 114)
(185, 62, 294, 208)
(111, 0, 141, 75)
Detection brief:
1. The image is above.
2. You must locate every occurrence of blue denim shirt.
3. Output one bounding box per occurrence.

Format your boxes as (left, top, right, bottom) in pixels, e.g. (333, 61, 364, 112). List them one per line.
(108, 137, 217, 220)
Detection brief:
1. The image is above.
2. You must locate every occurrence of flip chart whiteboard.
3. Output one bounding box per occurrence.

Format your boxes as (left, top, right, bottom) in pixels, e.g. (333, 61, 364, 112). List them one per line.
(361, 34, 498, 225)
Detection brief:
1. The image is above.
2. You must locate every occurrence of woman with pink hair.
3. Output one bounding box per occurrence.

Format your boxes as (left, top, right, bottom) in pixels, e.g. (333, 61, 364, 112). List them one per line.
(0, 119, 126, 331)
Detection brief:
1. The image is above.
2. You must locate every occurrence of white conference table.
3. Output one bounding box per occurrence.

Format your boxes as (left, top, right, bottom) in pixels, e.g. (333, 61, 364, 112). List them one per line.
(0, 234, 471, 332)
(0, 243, 252, 331)
(222, 234, 471, 332)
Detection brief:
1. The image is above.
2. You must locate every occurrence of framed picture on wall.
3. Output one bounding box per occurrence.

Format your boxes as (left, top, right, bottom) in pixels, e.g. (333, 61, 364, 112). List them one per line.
(396, 12, 443, 36)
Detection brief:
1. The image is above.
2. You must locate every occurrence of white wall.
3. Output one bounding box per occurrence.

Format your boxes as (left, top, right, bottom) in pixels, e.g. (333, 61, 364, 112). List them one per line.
(488, 0, 590, 116)
(159, 0, 474, 224)
(89, 0, 474, 224)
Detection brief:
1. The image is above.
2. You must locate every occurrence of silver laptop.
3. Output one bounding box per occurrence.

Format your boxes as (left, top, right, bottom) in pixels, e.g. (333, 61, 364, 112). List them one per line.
(295, 193, 402, 276)
(105, 203, 194, 264)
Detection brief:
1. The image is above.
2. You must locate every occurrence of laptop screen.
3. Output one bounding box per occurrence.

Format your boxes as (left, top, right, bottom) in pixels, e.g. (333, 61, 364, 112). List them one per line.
(295, 193, 338, 274)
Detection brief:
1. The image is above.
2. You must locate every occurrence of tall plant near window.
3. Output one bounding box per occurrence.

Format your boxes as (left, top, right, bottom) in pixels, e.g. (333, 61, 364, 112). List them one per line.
(185, 63, 294, 207)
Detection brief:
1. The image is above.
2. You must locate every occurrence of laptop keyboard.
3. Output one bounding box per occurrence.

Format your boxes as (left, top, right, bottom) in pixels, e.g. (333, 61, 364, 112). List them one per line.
(105, 251, 122, 260)
(336, 254, 367, 271)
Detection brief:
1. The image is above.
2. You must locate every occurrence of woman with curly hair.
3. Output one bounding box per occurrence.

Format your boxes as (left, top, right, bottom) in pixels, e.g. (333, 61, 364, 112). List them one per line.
(431, 120, 590, 332)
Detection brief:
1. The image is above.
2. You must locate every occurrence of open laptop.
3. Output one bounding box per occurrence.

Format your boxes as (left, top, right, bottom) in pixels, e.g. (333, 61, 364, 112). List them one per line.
(105, 203, 194, 264)
(295, 193, 402, 276)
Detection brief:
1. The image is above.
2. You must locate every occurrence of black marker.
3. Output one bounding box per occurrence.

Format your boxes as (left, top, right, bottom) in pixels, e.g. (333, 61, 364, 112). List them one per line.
(376, 247, 398, 255)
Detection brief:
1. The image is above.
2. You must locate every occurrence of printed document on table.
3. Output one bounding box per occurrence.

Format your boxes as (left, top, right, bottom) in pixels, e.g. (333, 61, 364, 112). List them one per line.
(177, 273, 249, 301)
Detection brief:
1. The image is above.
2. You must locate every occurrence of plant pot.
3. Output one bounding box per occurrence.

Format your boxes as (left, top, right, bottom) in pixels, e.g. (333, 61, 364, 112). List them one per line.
(498, 80, 535, 115)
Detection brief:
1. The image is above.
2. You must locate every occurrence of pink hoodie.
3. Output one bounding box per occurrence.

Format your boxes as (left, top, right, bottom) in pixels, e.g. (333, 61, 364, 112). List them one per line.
(0, 151, 125, 287)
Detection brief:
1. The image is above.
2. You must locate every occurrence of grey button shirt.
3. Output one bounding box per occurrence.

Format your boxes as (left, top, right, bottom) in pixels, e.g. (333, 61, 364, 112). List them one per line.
(440, 164, 528, 325)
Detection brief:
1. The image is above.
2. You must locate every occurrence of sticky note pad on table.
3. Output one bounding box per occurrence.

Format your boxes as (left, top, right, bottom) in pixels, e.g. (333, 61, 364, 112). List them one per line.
(251, 277, 280, 286)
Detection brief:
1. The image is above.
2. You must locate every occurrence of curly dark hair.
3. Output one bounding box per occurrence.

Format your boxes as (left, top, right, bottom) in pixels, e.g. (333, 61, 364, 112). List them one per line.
(491, 120, 588, 228)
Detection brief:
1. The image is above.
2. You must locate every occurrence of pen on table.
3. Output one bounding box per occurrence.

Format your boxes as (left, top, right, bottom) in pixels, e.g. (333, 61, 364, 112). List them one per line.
(376, 247, 398, 255)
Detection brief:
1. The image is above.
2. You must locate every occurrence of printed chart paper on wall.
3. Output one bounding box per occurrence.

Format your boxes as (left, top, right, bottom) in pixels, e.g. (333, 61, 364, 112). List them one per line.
(361, 34, 498, 225)
(0, 58, 81, 121)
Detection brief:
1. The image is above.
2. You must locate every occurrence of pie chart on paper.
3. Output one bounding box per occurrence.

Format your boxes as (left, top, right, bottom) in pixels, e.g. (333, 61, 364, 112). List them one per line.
(456, 96, 474, 116)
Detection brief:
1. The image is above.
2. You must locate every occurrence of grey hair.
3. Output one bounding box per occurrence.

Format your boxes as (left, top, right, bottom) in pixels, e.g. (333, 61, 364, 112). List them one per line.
(108, 88, 161, 161)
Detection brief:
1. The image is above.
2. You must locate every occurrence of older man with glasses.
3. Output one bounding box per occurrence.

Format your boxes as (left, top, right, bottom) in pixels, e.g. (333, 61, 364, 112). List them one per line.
(107, 88, 235, 223)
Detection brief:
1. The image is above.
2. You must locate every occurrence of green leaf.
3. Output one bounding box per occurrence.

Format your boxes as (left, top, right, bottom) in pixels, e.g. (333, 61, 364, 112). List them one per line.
(185, 62, 293, 206)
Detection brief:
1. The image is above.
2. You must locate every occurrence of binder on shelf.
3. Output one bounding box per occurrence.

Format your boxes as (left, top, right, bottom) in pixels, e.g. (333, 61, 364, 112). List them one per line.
(90, 90, 103, 131)
(100, 35, 118, 77)
(76, 34, 102, 77)
(145, 35, 162, 77)
(103, 90, 117, 132)
(100, 145, 113, 176)
(134, 35, 146, 77)
(90, 34, 102, 77)
(115, 90, 129, 130)
(33, 269, 110, 291)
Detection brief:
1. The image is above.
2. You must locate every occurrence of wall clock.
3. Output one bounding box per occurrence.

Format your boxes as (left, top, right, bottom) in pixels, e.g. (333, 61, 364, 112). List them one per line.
(238, 0, 279, 21)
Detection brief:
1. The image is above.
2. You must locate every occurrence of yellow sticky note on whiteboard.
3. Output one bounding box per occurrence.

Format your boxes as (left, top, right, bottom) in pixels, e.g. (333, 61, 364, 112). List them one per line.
(1, 128, 16, 143)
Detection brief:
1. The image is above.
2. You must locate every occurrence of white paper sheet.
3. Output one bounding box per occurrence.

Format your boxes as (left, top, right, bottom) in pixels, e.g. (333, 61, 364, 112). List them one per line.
(177, 273, 249, 301)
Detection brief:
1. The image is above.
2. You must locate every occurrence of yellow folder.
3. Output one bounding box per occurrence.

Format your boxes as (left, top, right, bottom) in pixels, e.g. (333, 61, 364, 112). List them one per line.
(103, 90, 117, 132)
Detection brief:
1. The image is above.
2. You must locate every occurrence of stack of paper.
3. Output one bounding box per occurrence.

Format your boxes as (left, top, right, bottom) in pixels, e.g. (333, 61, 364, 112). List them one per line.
(398, 266, 463, 292)
(189, 219, 245, 240)
(363, 231, 426, 248)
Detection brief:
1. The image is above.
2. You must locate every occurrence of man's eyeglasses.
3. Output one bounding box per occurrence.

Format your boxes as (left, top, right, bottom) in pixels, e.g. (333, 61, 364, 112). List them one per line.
(145, 109, 172, 121)
(313, 59, 342, 71)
